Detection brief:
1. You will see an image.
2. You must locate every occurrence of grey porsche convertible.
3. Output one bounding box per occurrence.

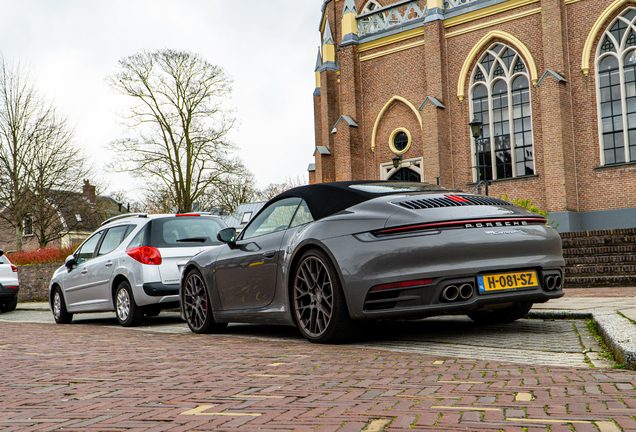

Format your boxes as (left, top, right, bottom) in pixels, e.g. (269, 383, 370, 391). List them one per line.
(180, 181, 564, 343)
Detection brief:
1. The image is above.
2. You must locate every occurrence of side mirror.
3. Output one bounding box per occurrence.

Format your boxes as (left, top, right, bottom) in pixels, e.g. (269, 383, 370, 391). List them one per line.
(217, 227, 237, 247)
(65, 255, 77, 271)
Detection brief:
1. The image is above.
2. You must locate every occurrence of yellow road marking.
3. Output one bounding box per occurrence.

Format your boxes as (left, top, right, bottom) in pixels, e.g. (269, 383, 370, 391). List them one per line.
(229, 395, 285, 399)
(509, 418, 593, 424)
(180, 405, 261, 417)
(267, 362, 286, 366)
(515, 392, 533, 401)
(363, 418, 393, 431)
(433, 360, 445, 364)
(248, 374, 291, 378)
(437, 406, 502, 411)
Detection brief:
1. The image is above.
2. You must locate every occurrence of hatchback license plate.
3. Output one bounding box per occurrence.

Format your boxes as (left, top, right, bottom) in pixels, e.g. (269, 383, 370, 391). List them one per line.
(477, 271, 539, 293)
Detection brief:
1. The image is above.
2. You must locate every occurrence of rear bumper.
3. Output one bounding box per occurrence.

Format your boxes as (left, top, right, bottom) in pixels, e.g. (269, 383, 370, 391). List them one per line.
(0, 284, 19, 299)
(143, 282, 179, 297)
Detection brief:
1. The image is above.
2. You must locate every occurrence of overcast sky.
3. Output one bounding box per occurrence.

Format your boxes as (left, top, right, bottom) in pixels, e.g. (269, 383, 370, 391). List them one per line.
(0, 0, 324, 200)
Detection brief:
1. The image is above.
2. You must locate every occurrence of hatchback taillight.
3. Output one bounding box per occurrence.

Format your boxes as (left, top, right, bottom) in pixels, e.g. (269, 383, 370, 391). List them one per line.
(4, 256, 17, 272)
(126, 246, 162, 265)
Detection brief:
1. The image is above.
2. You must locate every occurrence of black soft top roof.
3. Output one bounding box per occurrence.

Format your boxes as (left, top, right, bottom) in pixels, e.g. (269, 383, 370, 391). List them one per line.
(273, 181, 451, 221)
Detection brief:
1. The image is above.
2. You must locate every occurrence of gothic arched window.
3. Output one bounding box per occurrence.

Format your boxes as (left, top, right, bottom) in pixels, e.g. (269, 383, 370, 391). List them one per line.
(596, 8, 636, 165)
(469, 43, 534, 182)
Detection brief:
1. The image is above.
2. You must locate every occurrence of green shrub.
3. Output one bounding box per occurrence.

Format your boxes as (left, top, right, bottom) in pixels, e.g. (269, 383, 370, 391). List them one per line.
(501, 194, 559, 229)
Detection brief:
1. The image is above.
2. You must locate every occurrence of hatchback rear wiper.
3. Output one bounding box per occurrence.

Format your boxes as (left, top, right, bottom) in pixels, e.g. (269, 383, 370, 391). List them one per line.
(176, 237, 208, 243)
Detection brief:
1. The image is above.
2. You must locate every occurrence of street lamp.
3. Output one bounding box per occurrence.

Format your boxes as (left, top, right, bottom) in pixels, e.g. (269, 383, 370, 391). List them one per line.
(469, 116, 482, 139)
(392, 153, 402, 169)
(469, 116, 489, 196)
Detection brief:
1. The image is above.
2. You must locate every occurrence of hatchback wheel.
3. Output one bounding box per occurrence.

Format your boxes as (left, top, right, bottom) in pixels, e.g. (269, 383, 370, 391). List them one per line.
(292, 249, 355, 344)
(183, 269, 227, 334)
(0, 296, 17, 313)
(52, 288, 73, 324)
(115, 281, 142, 327)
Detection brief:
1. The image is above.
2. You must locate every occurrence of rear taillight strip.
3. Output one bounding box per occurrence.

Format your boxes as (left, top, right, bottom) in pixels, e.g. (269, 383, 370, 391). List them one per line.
(376, 217, 547, 235)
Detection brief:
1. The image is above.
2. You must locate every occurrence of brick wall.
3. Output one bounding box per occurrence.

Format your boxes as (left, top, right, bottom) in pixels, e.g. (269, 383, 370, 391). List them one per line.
(17, 263, 60, 303)
(313, 0, 636, 219)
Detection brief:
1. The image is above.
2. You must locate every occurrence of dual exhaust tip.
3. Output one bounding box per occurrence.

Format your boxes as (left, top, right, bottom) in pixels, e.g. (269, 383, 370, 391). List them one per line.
(441, 283, 474, 302)
(544, 275, 562, 291)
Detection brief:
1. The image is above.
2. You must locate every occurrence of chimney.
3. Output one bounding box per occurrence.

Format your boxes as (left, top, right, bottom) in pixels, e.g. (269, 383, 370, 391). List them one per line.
(83, 179, 96, 204)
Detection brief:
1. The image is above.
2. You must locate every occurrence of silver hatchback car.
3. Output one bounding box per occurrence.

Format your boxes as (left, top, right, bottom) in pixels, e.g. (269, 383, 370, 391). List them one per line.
(49, 213, 226, 326)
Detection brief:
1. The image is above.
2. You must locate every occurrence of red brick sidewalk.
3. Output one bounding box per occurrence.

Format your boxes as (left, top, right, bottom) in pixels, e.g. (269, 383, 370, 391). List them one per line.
(1, 322, 635, 431)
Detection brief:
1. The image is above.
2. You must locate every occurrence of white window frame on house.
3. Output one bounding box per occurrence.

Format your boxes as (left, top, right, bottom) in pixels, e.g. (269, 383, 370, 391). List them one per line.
(595, 7, 636, 166)
(23, 214, 33, 237)
(468, 43, 535, 183)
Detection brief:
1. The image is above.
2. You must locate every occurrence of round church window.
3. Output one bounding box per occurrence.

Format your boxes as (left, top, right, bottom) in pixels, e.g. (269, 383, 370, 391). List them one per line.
(394, 132, 408, 151)
(389, 128, 412, 155)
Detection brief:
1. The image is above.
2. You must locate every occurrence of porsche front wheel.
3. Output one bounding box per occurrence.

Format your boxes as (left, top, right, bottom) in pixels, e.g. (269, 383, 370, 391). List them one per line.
(292, 250, 355, 344)
(183, 269, 227, 334)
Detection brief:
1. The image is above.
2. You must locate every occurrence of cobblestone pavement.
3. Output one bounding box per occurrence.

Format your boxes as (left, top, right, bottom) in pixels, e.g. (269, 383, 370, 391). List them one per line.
(1, 320, 636, 431)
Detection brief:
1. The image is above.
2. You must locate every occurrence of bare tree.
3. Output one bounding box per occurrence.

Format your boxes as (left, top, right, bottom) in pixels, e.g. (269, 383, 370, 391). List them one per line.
(0, 57, 91, 250)
(202, 165, 261, 215)
(107, 49, 240, 213)
(261, 176, 307, 200)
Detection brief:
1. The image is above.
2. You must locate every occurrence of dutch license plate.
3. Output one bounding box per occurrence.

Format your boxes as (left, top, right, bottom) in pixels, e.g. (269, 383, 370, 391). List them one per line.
(477, 271, 539, 293)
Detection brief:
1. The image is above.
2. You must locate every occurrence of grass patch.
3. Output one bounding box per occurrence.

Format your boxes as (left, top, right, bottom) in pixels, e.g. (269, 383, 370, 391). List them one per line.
(585, 319, 623, 367)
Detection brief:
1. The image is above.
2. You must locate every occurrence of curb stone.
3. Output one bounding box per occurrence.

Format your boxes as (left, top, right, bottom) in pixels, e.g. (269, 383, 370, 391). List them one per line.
(531, 309, 636, 370)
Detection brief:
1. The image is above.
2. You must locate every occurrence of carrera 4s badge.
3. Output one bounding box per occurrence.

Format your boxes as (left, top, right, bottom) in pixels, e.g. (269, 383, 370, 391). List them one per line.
(484, 230, 524, 235)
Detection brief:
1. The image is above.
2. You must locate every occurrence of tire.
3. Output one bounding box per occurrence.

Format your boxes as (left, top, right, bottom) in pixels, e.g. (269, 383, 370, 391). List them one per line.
(115, 281, 143, 327)
(467, 301, 533, 325)
(182, 268, 227, 334)
(52, 288, 73, 324)
(0, 296, 17, 313)
(292, 249, 356, 344)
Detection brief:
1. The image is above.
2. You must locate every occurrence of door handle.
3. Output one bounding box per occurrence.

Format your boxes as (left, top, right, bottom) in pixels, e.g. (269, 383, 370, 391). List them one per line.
(105, 261, 113, 267)
(263, 251, 276, 259)
(81, 269, 88, 274)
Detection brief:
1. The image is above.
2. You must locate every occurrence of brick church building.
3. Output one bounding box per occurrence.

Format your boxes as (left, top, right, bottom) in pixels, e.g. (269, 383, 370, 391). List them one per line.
(309, 0, 636, 231)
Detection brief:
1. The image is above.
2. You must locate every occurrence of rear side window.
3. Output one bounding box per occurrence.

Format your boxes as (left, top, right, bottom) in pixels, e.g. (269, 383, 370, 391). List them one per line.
(127, 224, 150, 249)
(0, 256, 8, 264)
(150, 217, 225, 248)
(98, 225, 132, 256)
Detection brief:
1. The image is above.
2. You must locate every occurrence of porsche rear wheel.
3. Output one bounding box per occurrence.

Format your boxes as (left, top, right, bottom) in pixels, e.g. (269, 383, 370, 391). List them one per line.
(467, 301, 533, 325)
(292, 249, 355, 344)
(183, 269, 227, 334)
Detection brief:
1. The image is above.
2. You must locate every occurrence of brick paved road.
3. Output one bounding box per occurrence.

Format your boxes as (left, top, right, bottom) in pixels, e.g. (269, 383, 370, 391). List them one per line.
(1, 319, 636, 431)
(0, 310, 606, 368)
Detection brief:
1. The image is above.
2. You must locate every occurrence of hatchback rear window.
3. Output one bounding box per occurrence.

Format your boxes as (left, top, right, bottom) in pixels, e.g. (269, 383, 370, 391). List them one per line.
(150, 217, 225, 248)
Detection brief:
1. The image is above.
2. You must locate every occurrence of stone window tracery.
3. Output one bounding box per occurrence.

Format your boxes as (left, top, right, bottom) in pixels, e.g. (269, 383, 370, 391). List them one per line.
(469, 43, 535, 182)
(596, 7, 636, 165)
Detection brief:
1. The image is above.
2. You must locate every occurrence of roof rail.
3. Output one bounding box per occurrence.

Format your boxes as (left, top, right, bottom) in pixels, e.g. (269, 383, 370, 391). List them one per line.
(101, 213, 148, 226)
